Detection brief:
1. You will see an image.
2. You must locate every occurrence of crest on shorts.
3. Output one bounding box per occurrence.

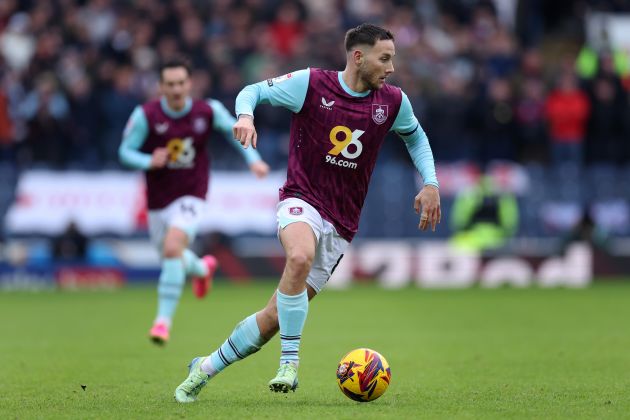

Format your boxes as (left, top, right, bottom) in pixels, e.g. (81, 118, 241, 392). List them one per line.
(289, 207, 303, 215)
(193, 117, 207, 133)
(372, 104, 388, 125)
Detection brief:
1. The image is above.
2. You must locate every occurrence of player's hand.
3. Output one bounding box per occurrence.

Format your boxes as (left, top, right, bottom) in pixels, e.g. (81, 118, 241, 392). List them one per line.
(249, 160, 270, 179)
(414, 185, 441, 232)
(233, 115, 257, 149)
(150, 147, 169, 169)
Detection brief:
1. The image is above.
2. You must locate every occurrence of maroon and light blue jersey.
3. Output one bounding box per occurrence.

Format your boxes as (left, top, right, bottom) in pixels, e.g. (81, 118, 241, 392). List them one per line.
(236, 68, 438, 241)
(120, 97, 262, 210)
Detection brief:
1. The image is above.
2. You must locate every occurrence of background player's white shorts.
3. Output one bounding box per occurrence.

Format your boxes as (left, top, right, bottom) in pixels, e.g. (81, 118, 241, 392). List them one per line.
(277, 197, 349, 294)
(147, 196, 206, 250)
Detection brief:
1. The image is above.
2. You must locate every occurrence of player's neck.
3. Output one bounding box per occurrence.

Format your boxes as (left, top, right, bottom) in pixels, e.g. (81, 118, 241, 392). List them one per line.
(341, 69, 370, 94)
(160, 96, 192, 118)
(166, 101, 185, 112)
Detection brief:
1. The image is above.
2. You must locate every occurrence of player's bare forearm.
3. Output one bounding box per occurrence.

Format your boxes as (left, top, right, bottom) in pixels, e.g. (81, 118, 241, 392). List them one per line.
(233, 115, 257, 149)
(414, 185, 441, 232)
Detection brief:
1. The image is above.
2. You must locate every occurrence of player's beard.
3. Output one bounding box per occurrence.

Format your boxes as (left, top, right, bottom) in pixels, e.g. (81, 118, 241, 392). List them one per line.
(358, 65, 384, 91)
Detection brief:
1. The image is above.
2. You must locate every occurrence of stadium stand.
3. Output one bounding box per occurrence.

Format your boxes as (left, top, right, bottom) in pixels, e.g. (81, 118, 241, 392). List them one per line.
(1, 0, 629, 247)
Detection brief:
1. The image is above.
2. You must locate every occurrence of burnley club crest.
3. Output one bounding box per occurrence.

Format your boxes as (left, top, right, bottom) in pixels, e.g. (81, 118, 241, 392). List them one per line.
(372, 104, 388, 125)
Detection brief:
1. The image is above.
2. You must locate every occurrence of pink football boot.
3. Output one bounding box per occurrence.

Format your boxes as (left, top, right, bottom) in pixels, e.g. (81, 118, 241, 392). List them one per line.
(149, 321, 170, 345)
(192, 255, 218, 299)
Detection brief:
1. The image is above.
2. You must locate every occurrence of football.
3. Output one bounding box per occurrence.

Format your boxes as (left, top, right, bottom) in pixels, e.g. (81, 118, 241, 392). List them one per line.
(336, 348, 391, 402)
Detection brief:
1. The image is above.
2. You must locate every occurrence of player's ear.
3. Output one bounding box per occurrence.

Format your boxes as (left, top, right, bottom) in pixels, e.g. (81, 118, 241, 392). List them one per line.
(352, 49, 363, 66)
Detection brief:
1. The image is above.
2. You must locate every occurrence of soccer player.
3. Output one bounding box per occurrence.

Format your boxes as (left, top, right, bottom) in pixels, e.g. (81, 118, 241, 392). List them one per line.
(119, 58, 269, 345)
(174, 24, 440, 401)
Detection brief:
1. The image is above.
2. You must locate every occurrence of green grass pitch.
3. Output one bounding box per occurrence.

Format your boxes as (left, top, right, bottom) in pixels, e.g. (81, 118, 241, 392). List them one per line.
(1, 281, 630, 419)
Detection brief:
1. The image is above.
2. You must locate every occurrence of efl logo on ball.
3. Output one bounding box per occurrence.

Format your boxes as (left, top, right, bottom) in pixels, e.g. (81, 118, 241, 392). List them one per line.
(336, 348, 391, 402)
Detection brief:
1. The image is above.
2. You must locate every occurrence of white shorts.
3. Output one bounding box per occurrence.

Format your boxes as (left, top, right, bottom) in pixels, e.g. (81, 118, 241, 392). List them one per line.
(277, 197, 349, 294)
(147, 196, 206, 250)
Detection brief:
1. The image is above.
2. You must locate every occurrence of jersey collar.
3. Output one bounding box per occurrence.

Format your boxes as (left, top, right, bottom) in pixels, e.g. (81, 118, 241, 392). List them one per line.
(160, 97, 192, 118)
(337, 72, 371, 97)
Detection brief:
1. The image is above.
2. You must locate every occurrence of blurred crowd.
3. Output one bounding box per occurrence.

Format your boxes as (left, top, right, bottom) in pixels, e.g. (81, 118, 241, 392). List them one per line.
(1, 0, 630, 171)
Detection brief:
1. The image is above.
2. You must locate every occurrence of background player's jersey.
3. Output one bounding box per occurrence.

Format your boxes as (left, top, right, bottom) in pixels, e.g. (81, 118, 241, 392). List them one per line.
(120, 97, 261, 210)
(236, 68, 438, 241)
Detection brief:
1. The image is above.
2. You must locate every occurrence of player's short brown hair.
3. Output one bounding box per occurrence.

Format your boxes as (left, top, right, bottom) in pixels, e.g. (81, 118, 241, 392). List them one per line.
(159, 57, 192, 80)
(344, 23, 394, 51)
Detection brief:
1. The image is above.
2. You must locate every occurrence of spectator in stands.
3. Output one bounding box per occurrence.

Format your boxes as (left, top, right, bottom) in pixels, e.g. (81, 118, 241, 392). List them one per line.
(470, 77, 517, 165)
(268, 1, 306, 58)
(98, 66, 140, 164)
(544, 70, 591, 167)
(52, 221, 88, 263)
(67, 75, 101, 166)
(1, 0, 630, 183)
(560, 207, 610, 255)
(585, 75, 625, 164)
(450, 174, 519, 252)
(575, 27, 630, 81)
(424, 71, 474, 162)
(0, 12, 35, 71)
(515, 77, 547, 163)
(18, 72, 71, 167)
(0, 86, 14, 161)
(485, 27, 519, 78)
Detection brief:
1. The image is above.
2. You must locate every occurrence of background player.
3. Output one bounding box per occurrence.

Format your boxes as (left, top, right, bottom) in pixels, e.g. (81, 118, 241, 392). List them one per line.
(119, 58, 269, 345)
(174, 24, 440, 401)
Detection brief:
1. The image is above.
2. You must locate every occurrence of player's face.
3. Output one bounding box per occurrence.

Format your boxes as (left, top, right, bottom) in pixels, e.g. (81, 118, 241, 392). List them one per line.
(358, 39, 395, 90)
(160, 67, 192, 111)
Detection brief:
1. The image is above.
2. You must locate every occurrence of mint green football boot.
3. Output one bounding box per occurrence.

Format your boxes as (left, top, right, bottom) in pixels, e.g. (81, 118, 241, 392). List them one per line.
(174, 357, 210, 403)
(268, 362, 299, 393)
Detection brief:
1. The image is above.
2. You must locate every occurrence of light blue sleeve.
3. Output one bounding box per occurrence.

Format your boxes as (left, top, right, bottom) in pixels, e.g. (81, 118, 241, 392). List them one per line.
(235, 68, 310, 117)
(118, 106, 152, 170)
(208, 99, 262, 165)
(392, 92, 439, 188)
